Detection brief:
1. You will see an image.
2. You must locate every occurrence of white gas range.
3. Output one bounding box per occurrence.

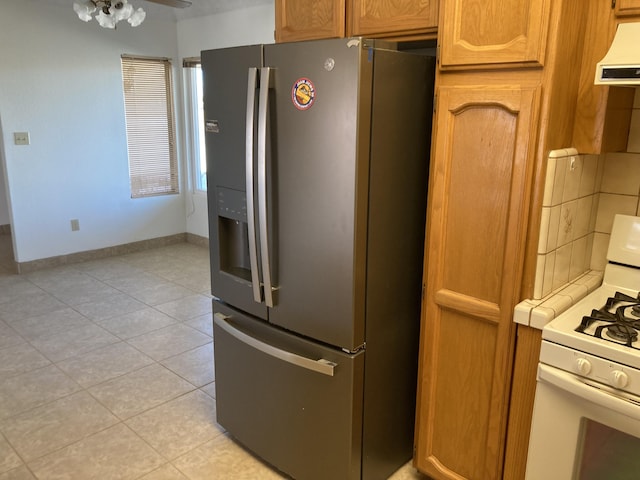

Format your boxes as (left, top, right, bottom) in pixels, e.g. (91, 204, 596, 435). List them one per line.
(526, 214, 640, 480)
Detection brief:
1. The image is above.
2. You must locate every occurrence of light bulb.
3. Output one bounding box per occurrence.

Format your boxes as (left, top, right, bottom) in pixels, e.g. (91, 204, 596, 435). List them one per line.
(96, 9, 117, 28)
(127, 8, 146, 27)
(73, 1, 96, 22)
(114, 3, 134, 22)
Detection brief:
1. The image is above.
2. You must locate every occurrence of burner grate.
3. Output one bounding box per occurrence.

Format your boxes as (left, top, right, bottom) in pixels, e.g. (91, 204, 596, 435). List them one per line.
(575, 291, 640, 349)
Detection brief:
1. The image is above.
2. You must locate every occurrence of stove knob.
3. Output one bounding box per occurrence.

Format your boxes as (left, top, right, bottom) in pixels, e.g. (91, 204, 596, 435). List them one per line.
(610, 370, 629, 389)
(575, 358, 592, 375)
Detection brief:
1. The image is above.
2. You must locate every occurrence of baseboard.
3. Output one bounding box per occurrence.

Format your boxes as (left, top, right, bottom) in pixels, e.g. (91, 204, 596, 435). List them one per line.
(16, 233, 209, 274)
(186, 232, 209, 249)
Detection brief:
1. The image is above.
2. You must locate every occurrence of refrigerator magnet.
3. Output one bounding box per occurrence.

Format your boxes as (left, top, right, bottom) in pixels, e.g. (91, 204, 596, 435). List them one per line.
(292, 78, 315, 110)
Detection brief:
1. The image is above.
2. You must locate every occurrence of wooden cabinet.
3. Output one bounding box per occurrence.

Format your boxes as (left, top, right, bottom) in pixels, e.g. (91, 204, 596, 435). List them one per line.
(502, 325, 542, 480)
(439, 0, 550, 68)
(274, 0, 438, 43)
(275, 0, 345, 43)
(348, 0, 438, 38)
(615, 0, 640, 16)
(414, 85, 540, 480)
(573, 0, 635, 154)
(414, 1, 592, 478)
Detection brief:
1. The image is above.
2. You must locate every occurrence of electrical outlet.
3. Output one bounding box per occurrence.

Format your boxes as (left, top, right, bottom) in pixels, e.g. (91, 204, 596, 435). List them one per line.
(13, 132, 30, 145)
(70, 219, 80, 231)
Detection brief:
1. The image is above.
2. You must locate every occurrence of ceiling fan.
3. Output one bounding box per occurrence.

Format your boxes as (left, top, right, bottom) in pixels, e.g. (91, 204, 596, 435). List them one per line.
(73, 0, 192, 28)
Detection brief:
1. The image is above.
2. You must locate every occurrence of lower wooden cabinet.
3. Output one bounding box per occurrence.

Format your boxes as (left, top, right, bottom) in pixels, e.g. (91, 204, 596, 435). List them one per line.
(414, 84, 540, 480)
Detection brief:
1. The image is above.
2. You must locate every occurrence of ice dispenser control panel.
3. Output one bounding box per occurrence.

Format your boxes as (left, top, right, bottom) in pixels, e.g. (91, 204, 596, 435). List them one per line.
(216, 187, 247, 222)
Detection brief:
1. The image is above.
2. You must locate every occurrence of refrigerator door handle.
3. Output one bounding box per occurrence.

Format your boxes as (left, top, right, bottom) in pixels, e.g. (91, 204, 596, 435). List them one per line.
(257, 66, 275, 307)
(245, 67, 262, 304)
(214, 312, 337, 376)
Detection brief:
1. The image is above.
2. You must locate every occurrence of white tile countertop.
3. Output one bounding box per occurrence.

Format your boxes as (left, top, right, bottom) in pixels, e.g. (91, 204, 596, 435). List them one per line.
(514, 270, 603, 330)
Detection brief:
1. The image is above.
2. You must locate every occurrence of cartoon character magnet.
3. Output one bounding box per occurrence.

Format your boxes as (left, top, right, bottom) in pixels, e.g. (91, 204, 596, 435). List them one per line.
(291, 78, 316, 110)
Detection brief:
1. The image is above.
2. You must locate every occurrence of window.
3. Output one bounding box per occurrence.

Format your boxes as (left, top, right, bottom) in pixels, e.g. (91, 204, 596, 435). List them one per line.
(183, 58, 207, 192)
(121, 56, 178, 198)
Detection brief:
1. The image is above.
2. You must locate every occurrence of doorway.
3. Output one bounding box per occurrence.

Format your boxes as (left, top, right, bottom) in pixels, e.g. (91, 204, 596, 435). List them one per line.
(0, 115, 15, 275)
(0, 227, 14, 274)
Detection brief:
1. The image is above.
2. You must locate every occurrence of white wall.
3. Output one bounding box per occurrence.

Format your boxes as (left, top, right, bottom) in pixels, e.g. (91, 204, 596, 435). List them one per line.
(0, 0, 184, 263)
(0, 1, 275, 262)
(177, 4, 275, 239)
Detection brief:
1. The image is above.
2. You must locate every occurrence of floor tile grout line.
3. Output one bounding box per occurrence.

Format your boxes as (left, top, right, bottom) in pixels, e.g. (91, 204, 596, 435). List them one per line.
(0, 244, 249, 480)
(1, 398, 121, 466)
(0, 350, 217, 475)
(1, 265, 212, 365)
(0, 345, 210, 425)
(0, 364, 83, 421)
(1, 316, 212, 389)
(0, 428, 40, 480)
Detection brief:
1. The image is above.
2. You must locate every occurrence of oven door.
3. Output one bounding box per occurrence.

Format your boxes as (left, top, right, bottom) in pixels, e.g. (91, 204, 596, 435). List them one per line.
(525, 363, 640, 480)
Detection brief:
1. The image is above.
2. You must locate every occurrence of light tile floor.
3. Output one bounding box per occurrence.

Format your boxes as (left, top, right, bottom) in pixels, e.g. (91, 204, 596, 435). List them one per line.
(0, 233, 428, 480)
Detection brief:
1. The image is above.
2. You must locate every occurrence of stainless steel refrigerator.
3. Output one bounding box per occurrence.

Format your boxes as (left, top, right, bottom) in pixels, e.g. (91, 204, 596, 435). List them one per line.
(202, 38, 435, 480)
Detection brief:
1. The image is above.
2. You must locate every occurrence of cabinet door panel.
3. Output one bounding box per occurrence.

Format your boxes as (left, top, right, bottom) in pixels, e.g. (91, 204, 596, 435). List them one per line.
(275, 0, 345, 43)
(440, 0, 550, 68)
(348, 0, 438, 37)
(615, 0, 640, 16)
(415, 85, 540, 480)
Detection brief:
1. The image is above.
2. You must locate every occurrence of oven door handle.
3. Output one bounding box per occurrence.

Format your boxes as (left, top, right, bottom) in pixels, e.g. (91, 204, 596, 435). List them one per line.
(538, 364, 640, 420)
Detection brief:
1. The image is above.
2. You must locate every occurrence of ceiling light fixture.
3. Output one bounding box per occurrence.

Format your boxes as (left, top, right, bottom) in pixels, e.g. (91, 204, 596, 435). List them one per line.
(73, 0, 146, 29)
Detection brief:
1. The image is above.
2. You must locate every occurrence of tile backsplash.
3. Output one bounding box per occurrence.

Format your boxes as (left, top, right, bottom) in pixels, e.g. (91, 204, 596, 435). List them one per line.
(516, 89, 640, 329)
(533, 148, 640, 300)
(534, 148, 598, 299)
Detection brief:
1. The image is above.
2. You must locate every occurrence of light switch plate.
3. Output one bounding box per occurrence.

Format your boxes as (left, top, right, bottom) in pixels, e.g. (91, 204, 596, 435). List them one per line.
(13, 132, 30, 145)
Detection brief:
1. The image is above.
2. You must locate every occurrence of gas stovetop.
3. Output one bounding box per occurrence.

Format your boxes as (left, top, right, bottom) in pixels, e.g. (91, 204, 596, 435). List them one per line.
(543, 280, 640, 371)
(541, 215, 640, 373)
(576, 291, 640, 349)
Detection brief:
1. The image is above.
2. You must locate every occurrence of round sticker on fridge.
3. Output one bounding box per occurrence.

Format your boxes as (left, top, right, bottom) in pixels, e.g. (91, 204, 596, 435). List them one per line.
(291, 78, 316, 110)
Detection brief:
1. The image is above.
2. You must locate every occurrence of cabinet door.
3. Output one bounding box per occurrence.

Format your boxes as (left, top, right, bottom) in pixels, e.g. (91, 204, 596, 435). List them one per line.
(275, 0, 345, 43)
(414, 85, 540, 480)
(348, 0, 438, 37)
(615, 0, 640, 16)
(573, 0, 635, 153)
(439, 0, 550, 68)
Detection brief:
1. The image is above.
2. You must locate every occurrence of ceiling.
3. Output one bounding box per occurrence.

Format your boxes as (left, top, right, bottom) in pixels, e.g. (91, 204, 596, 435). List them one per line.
(40, 0, 273, 21)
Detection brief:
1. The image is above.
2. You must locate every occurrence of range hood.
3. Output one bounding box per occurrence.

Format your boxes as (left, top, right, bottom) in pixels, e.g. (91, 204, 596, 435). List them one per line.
(595, 22, 640, 85)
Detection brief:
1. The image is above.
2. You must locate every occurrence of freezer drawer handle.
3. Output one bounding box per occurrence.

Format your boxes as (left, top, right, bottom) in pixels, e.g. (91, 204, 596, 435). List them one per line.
(214, 313, 336, 377)
(245, 67, 262, 304)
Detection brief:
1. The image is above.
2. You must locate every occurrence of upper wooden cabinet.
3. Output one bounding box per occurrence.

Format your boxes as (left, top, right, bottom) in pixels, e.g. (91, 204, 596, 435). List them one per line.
(275, 0, 345, 43)
(348, 0, 438, 38)
(573, 0, 635, 153)
(615, 0, 640, 16)
(439, 0, 551, 68)
(274, 0, 438, 43)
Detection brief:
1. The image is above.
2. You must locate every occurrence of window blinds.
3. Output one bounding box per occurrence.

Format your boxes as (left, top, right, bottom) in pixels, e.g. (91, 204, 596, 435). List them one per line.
(121, 56, 178, 198)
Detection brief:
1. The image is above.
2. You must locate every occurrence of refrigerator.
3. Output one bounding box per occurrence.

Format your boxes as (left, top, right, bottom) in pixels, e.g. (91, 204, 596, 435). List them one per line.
(201, 38, 435, 480)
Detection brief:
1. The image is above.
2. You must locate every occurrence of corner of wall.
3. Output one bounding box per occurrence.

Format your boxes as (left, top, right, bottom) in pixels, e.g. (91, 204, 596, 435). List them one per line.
(533, 148, 599, 299)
